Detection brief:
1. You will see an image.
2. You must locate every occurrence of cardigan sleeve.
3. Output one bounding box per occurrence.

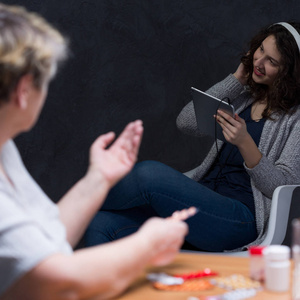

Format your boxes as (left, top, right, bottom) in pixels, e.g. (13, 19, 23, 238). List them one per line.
(205, 74, 245, 102)
(244, 113, 300, 198)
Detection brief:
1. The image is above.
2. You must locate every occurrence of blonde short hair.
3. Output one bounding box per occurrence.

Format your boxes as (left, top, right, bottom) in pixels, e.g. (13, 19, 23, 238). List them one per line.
(0, 3, 68, 102)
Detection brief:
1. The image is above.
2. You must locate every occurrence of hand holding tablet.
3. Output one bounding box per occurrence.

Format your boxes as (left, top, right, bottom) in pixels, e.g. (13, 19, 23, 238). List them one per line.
(191, 87, 235, 142)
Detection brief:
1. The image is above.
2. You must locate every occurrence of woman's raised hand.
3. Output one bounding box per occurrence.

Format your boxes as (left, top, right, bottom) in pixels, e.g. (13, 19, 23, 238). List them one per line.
(88, 120, 143, 188)
(233, 62, 248, 86)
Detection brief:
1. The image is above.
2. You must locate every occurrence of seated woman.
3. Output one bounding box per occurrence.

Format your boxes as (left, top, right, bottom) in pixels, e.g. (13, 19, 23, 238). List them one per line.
(0, 4, 193, 300)
(85, 22, 300, 252)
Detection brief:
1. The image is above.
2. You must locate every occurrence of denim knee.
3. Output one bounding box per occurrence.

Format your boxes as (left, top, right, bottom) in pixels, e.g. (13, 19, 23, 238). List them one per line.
(133, 160, 174, 185)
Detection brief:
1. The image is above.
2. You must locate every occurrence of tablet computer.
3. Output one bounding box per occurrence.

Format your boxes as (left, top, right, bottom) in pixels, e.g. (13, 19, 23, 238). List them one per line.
(191, 87, 235, 142)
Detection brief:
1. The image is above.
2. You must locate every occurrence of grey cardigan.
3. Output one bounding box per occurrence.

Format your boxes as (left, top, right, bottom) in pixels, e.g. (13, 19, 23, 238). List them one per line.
(176, 74, 300, 250)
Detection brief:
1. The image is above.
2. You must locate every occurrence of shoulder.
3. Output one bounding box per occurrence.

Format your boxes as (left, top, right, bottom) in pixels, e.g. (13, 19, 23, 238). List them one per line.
(270, 106, 300, 124)
(1, 140, 25, 172)
(292, 105, 300, 117)
(2, 139, 23, 159)
(285, 106, 300, 127)
(0, 189, 68, 296)
(0, 189, 32, 233)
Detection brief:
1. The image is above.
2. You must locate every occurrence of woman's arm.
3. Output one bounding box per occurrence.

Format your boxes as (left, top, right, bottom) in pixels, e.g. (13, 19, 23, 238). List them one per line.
(215, 110, 263, 168)
(213, 60, 263, 168)
(1, 214, 189, 300)
(58, 120, 143, 247)
(216, 109, 300, 198)
(245, 119, 300, 198)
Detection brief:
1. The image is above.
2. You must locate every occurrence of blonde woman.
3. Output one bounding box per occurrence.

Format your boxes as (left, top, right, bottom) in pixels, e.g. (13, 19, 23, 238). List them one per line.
(0, 4, 192, 299)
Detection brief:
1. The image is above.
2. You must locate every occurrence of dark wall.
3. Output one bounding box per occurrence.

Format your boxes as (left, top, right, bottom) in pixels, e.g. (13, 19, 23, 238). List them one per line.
(3, 0, 300, 202)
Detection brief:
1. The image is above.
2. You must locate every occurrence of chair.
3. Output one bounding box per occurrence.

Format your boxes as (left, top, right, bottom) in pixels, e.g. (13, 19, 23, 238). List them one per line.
(182, 166, 300, 256)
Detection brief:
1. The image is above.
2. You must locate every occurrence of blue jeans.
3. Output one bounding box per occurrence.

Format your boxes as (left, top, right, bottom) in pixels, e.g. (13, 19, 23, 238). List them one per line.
(85, 161, 257, 252)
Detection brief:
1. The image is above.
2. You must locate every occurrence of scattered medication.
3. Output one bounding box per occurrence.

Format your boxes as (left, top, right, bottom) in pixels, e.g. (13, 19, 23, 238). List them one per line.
(191, 288, 258, 300)
(210, 274, 261, 290)
(222, 288, 257, 300)
(148, 269, 217, 291)
(153, 278, 214, 291)
(147, 272, 184, 285)
(174, 268, 218, 280)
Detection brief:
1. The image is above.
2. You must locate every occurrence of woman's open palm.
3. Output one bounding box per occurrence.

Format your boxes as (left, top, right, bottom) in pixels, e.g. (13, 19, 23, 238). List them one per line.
(88, 120, 143, 188)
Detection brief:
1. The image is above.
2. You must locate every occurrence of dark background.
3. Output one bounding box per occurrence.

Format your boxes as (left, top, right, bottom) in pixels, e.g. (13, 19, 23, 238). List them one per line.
(2, 0, 300, 202)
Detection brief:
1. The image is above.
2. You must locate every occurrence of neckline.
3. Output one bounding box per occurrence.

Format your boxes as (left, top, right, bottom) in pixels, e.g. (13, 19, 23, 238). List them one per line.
(251, 102, 266, 122)
(241, 104, 265, 123)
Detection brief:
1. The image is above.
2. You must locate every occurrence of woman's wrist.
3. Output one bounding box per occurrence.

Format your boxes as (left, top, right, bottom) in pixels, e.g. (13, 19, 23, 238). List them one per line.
(233, 71, 247, 86)
(237, 135, 262, 169)
(82, 169, 111, 200)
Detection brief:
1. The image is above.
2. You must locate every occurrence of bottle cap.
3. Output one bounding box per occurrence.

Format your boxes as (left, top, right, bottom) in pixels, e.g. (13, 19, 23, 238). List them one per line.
(263, 245, 290, 260)
(249, 246, 265, 255)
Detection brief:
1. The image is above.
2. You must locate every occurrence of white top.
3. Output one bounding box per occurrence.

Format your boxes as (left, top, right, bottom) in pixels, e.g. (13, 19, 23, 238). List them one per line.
(0, 140, 72, 295)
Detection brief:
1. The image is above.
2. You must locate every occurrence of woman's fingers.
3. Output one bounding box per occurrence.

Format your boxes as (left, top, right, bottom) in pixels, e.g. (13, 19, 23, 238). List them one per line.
(216, 110, 236, 125)
(170, 207, 199, 221)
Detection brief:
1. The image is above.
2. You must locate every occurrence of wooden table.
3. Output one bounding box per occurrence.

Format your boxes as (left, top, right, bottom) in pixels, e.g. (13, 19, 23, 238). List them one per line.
(116, 252, 292, 300)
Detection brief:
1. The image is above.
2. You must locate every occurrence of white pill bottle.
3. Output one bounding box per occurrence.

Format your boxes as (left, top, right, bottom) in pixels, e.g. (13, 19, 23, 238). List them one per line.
(264, 245, 290, 292)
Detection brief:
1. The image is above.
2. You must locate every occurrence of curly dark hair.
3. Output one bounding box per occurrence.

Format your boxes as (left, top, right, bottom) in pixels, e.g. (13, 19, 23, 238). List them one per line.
(241, 22, 300, 118)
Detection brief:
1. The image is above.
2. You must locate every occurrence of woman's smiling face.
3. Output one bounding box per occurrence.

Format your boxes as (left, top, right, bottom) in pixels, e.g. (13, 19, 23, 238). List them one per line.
(252, 35, 282, 87)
